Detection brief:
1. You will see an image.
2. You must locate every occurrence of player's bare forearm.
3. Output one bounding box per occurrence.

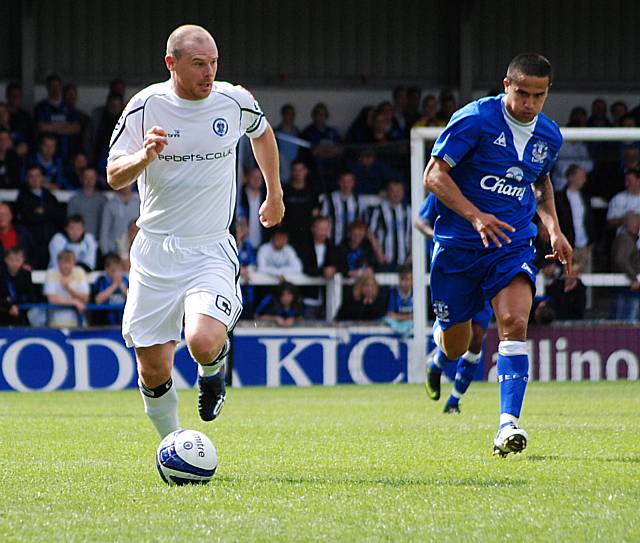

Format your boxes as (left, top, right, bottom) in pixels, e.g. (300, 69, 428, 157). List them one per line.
(534, 175, 562, 235)
(424, 157, 514, 247)
(423, 157, 480, 222)
(535, 174, 573, 273)
(414, 217, 434, 238)
(250, 125, 282, 200)
(252, 125, 285, 227)
(107, 126, 168, 190)
(106, 150, 151, 190)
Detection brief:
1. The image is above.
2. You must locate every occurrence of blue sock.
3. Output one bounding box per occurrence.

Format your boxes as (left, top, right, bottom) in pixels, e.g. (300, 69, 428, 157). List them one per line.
(447, 350, 482, 405)
(497, 341, 529, 428)
(429, 349, 456, 374)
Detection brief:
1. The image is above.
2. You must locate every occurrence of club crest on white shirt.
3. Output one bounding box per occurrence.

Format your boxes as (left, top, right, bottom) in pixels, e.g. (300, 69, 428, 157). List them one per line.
(531, 140, 548, 163)
(212, 118, 229, 136)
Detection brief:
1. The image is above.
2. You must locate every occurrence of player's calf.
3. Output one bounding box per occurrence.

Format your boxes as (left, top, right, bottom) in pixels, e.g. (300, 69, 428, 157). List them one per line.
(493, 340, 529, 456)
(443, 350, 482, 412)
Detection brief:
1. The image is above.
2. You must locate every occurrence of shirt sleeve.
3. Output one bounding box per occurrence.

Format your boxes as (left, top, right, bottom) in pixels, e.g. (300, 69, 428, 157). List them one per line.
(43, 271, 58, 296)
(419, 193, 438, 224)
(48, 234, 66, 270)
(539, 130, 563, 178)
(606, 194, 629, 220)
(431, 105, 482, 168)
(108, 93, 145, 163)
(73, 268, 90, 294)
(234, 86, 267, 139)
(387, 289, 398, 312)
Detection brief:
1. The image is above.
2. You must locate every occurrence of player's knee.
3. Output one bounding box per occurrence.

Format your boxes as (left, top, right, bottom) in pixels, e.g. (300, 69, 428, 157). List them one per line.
(442, 345, 467, 360)
(187, 332, 227, 364)
(137, 363, 171, 389)
(499, 312, 528, 338)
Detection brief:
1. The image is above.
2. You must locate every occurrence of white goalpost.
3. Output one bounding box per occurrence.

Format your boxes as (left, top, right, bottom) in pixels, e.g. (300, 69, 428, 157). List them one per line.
(408, 126, 640, 384)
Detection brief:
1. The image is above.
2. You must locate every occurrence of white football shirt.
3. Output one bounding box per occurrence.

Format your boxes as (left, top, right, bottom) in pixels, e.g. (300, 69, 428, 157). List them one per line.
(108, 80, 267, 239)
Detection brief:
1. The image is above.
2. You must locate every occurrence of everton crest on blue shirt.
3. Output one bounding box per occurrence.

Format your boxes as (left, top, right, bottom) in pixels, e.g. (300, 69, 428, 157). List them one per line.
(531, 140, 548, 163)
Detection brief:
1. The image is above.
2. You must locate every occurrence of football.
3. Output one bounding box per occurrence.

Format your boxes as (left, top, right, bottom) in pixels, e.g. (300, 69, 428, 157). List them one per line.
(156, 429, 218, 486)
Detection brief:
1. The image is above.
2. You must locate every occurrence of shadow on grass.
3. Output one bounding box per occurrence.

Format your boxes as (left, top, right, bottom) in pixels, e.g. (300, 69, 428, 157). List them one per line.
(526, 454, 640, 464)
(599, 456, 640, 464)
(216, 474, 527, 489)
(526, 454, 561, 462)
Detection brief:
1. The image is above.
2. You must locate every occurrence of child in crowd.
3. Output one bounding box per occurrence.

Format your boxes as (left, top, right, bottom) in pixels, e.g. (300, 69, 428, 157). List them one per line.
(93, 252, 128, 325)
(336, 270, 387, 321)
(255, 281, 304, 327)
(384, 265, 413, 337)
(44, 249, 89, 327)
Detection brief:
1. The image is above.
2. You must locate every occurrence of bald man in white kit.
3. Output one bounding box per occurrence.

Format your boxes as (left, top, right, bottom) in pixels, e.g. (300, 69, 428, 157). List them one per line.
(107, 24, 284, 438)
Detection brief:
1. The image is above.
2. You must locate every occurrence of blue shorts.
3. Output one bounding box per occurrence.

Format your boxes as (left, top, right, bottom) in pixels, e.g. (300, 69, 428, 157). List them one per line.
(430, 241, 536, 330)
(472, 300, 494, 329)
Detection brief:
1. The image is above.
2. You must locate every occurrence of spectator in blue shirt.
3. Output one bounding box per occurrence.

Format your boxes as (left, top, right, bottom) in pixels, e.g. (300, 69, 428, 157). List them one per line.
(302, 102, 342, 188)
(28, 133, 68, 189)
(34, 74, 81, 162)
(255, 281, 303, 327)
(384, 265, 414, 337)
(348, 147, 400, 195)
(93, 252, 128, 325)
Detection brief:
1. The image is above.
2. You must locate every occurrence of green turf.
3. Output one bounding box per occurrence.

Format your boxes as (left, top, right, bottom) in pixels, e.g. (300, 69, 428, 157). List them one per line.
(1, 381, 639, 542)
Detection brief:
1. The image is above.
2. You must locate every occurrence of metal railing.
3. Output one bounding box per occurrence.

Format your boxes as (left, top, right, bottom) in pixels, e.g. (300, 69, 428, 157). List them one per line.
(26, 270, 632, 323)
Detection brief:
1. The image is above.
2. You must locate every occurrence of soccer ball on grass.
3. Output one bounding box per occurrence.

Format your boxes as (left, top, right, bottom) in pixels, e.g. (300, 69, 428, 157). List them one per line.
(156, 429, 217, 485)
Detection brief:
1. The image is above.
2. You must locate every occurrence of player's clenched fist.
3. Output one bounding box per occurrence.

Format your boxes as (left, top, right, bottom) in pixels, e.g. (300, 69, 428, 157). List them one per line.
(259, 197, 285, 228)
(143, 126, 169, 162)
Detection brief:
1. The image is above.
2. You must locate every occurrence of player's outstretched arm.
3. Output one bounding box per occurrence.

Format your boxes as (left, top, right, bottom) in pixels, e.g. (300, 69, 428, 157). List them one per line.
(534, 174, 573, 275)
(251, 124, 285, 228)
(107, 127, 168, 190)
(424, 157, 514, 248)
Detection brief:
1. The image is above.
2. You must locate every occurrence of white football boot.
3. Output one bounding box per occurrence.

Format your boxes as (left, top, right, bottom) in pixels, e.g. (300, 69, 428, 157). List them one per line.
(493, 424, 528, 457)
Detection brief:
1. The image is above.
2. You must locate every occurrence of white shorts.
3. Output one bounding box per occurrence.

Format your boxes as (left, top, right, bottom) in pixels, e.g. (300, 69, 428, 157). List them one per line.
(122, 230, 243, 348)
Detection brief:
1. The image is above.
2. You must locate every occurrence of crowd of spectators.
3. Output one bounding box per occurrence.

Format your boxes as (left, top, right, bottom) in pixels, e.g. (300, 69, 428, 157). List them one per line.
(1, 76, 640, 327)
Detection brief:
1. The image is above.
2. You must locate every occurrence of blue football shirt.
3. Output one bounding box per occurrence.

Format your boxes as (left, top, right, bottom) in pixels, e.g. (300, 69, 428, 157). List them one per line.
(431, 94, 562, 250)
(418, 192, 438, 225)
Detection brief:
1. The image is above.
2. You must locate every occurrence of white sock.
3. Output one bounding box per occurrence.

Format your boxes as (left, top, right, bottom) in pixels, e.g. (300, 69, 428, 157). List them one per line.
(139, 378, 180, 438)
(198, 340, 229, 378)
(462, 350, 482, 364)
(500, 413, 519, 428)
(432, 322, 442, 348)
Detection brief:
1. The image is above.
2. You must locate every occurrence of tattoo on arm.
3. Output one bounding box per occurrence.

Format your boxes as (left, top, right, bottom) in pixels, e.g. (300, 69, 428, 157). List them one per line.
(534, 175, 553, 205)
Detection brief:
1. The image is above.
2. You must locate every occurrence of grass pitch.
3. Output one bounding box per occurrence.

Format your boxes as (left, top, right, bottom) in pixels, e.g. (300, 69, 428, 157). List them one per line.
(1, 381, 639, 542)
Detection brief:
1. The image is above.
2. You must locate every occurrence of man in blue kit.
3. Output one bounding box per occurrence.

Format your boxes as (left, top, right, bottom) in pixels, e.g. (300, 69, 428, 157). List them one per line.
(423, 53, 572, 456)
(418, 192, 493, 414)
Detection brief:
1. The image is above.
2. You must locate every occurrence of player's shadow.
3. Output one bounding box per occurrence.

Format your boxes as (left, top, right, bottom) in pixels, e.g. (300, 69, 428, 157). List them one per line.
(218, 475, 527, 489)
(527, 454, 640, 464)
(526, 454, 561, 462)
(597, 456, 640, 464)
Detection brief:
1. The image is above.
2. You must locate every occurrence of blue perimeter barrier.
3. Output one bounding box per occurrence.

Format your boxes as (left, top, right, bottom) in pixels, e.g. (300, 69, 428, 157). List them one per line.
(0, 326, 417, 392)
